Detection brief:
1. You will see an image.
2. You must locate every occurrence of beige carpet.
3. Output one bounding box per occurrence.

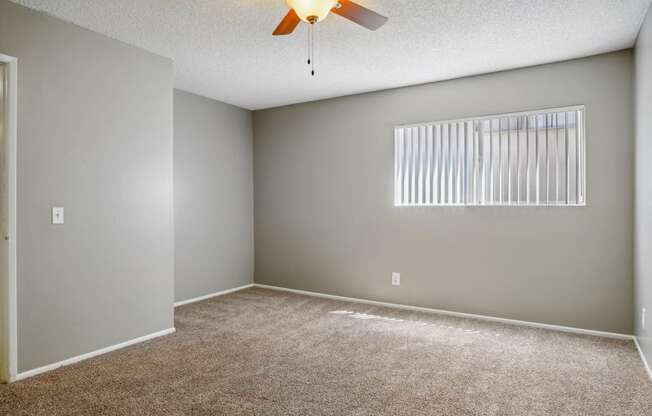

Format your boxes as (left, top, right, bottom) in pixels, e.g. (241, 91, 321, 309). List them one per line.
(1, 287, 651, 415)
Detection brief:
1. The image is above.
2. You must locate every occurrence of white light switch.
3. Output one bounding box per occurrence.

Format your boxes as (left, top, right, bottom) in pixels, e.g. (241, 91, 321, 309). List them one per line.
(52, 207, 64, 224)
(643, 308, 647, 330)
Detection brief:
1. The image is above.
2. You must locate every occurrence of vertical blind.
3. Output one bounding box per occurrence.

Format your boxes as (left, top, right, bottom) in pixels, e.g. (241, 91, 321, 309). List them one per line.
(394, 106, 585, 206)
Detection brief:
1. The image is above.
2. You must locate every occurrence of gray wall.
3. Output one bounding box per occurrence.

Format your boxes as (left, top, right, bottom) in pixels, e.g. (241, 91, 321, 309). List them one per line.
(174, 90, 254, 302)
(0, 0, 175, 372)
(254, 50, 634, 334)
(635, 6, 652, 366)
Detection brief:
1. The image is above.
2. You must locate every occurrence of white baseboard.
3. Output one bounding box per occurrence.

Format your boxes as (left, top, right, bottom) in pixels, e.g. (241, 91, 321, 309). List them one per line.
(634, 337, 652, 382)
(10, 285, 645, 384)
(253, 284, 634, 341)
(12, 328, 175, 382)
(12, 284, 253, 383)
(174, 283, 254, 307)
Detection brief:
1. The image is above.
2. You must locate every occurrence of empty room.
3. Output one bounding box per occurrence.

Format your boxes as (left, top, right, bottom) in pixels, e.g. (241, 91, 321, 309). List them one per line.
(1, 0, 652, 414)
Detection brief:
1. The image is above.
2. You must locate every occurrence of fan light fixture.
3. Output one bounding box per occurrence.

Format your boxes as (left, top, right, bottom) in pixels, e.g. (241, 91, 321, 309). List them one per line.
(274, 1, 388, 76)
(286, 0, 338, 23)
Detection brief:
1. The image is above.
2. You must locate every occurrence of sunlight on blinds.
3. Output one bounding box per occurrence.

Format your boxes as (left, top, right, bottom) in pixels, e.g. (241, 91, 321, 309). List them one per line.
(394, 106, 585, 206)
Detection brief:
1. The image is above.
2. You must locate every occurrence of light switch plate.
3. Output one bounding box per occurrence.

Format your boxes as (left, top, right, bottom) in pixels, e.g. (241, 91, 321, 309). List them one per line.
(52, 207, 64, 224)
(392, 272, 401, 286)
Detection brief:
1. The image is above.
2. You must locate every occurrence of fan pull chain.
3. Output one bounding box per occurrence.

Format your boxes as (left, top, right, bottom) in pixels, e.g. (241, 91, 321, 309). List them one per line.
(307, 23, 311, 66)
(309, 23, 315, 76)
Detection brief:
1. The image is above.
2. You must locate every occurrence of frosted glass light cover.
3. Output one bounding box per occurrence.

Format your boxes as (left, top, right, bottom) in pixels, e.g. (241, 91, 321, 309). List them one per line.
(287, 0, 338, 22)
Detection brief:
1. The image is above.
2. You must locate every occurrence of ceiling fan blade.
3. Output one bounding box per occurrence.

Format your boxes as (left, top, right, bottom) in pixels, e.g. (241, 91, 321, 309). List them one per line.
(273, 9, 301, 36)
(332, 0, 388, 31)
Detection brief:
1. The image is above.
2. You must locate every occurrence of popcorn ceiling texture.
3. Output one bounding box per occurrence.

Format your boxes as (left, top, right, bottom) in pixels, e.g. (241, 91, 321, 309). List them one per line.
(9, 0, 652, 110)
(0, 288, 651, 415)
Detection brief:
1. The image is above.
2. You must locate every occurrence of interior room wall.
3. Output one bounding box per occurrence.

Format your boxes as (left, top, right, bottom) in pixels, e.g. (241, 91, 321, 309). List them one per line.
(253, 50, 634, 334)
(0, 0, 175, 373)
(174, 90, 254, 303)
(635, 4, 652, 367)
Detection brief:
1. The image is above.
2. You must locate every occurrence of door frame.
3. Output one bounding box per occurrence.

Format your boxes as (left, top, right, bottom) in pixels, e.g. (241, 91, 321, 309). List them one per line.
(0, 54, 17, 383)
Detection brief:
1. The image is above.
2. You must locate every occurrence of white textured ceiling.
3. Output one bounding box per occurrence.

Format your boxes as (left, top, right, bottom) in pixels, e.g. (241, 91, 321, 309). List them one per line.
(11, 0, 652, 110)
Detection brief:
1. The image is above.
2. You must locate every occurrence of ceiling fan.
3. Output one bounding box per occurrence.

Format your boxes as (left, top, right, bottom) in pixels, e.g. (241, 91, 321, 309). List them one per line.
(273, 0, 388, 75)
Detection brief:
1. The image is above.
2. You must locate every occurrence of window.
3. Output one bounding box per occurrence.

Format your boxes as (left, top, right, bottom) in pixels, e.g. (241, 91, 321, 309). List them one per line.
(394, 106, 585, 207)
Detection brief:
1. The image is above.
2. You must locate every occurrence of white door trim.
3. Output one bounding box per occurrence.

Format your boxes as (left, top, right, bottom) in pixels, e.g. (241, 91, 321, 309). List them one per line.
(0, 54, 17, 383)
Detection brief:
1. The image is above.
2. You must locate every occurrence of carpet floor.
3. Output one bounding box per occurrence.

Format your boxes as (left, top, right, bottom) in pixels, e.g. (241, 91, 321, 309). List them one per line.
(1, 287, 651, 415)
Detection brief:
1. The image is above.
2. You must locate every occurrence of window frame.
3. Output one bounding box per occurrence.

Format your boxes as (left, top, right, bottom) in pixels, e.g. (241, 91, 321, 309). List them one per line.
(394, 105, 587, 208)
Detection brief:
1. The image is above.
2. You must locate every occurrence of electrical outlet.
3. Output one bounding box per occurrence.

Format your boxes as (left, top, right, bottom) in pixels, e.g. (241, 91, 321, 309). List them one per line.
(392, 272, 400, 286)
(643, 308, 647, 330)
(52, 207, 64, 225)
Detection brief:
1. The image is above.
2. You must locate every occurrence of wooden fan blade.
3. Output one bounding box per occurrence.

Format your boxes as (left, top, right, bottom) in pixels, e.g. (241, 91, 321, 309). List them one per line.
(273, 9, 301, 36)
(332, 0, 388, 31)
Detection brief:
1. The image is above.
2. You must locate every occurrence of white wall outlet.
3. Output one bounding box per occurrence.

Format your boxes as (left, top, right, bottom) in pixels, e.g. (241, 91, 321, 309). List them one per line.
(392, 272, 400, 286)
(52, 207, 64, 225)
(643, 308, 647, 330)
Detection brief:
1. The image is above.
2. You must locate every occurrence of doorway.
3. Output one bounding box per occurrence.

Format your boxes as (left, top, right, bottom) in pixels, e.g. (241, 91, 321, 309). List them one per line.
(0, 55, 17, 383)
